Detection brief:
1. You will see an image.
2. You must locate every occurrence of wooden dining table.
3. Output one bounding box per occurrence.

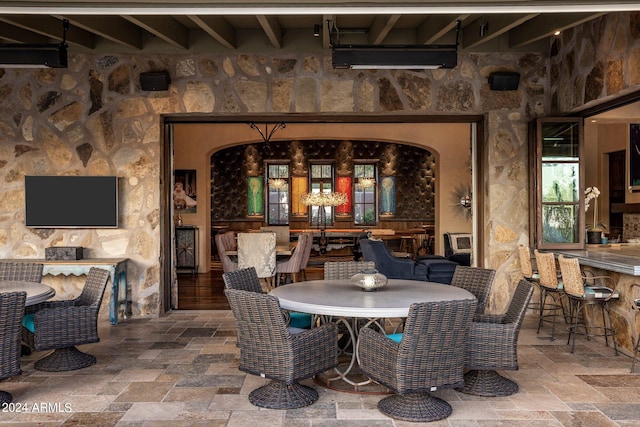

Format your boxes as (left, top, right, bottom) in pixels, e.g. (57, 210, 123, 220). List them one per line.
(224, 242, 296, 256)
(0, 280, 56, 306)
(270, 279, 475, 393)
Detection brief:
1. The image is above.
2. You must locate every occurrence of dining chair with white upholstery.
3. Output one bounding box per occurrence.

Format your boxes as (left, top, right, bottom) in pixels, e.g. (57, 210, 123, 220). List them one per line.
(275, 232, 312, 285)
(215, 233, 238, 274)
(238, 232, 277, 290)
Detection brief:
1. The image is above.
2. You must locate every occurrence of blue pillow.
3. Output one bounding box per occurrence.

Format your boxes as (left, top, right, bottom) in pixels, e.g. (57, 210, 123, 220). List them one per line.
(289, 312, 312, 329)
(386, 333, 402, 343)
(22, 313, 35, 333)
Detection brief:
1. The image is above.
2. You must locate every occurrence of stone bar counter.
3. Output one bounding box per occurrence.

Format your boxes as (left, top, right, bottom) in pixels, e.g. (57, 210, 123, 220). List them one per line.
(553, 245, 640, 357)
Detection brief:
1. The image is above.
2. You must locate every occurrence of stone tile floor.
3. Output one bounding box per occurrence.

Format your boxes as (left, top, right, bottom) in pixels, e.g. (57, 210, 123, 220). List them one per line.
(2, 310, 640, 426)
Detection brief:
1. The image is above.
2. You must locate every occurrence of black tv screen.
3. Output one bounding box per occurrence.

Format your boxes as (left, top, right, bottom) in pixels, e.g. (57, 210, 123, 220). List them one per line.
(25, 176, 119, 228)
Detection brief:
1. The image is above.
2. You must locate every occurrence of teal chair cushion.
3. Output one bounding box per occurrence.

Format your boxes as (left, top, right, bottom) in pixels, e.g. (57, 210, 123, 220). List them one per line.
(22, 313, 35, 333)
(386, 333, 403, 343)
(289, 312, 312, 329)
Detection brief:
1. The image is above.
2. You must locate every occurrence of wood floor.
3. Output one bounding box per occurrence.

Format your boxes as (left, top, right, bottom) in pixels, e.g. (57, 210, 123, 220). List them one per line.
(176, 259, 327, 310)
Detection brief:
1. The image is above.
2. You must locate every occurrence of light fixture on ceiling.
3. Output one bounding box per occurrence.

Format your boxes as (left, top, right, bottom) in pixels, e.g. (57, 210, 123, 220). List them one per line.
(313, 24, 321, 37)
(356, 177, 376, 189)
(248, 122, 286, 154)
(0, 19, 69, 68)
(331, 20, 460, 70)
(268, 178, 287, 189)
(479, 18, 489, 37)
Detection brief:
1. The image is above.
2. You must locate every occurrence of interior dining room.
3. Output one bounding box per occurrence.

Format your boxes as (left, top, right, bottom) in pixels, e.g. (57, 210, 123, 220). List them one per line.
(171, 118, 477, 309)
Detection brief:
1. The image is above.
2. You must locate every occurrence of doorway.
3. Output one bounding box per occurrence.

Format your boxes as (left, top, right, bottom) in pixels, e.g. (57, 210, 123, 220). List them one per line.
(161, 115, 485, 313)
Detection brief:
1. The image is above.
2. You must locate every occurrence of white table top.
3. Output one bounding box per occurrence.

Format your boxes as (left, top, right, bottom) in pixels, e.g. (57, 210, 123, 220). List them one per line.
(269, 279, 476, 318)
(0, 280, 56, 306)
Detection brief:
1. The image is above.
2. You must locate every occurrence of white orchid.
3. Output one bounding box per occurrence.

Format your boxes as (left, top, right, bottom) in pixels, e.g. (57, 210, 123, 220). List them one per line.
(584, 186, 605, 232)
(584, 186, 600, 212)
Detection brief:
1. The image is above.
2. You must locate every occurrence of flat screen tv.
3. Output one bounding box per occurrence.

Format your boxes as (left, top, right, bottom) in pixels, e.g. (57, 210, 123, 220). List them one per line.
(25, 176, 119, 228)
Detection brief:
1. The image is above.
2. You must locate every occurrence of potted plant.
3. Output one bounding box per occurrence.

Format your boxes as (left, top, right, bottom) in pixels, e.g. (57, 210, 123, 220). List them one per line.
(585, 186, 607, 244)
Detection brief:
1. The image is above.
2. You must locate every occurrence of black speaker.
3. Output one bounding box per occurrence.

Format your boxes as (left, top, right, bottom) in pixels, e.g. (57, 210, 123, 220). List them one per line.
(488, 72, 520, 91)
(140, 71, 170, 91)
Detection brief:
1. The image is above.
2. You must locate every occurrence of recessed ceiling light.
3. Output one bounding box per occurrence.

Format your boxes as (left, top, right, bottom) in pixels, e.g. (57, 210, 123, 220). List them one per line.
(554, 30, 561, 36)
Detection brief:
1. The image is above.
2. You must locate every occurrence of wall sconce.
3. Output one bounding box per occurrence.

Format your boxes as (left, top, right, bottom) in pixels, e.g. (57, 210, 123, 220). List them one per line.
(313, 24, 321, 37)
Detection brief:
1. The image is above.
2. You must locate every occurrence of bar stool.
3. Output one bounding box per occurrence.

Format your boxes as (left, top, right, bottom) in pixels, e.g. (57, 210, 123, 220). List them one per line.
(534, 250, 566, 341)
(518, 245, 541, 311)
(399, 235, 417, 258)
(557, 255, 618, 355)
(631, 283, 640, 374)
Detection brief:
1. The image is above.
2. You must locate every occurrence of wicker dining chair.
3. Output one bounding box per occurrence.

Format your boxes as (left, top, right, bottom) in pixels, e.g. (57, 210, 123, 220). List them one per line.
(224, 288, 338, 409)
(450, 265, 495, 316)
(323, 261, 376, 279)
(557, 255, 618, 355)
(457, 279, 534, 397)
(0, 262, 44, 282)
(358, 298, 477, 422)
(534, 249, 566, 340)
(223, 267, 312, 330)
(0, 291, 27, 404)
(22, 267, 110, 372)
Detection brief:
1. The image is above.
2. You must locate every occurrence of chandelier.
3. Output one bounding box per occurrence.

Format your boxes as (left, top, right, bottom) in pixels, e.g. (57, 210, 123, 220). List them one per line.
(356, 177, 376, 190)
(300, 191, 348, 207)
(268, 178, 287, 189)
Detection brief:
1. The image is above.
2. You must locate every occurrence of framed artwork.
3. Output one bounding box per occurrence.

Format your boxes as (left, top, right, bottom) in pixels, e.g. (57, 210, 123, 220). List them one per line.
(380, 176, 395, 216)
(335, 176, 352, 216)
(174, 169, 197, 213)
(291, 176, 308, 216)
(247, 176, 264, 216)
(629, 124, 640, 191)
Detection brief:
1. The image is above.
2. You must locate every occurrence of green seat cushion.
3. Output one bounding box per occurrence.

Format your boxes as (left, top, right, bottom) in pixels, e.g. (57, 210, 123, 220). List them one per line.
(22, 313, 35, 333)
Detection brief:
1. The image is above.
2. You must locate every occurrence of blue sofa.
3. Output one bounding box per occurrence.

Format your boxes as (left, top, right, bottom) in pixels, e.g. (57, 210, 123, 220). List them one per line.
(359, 238, 428, 280)
(360, 238, 457, 284)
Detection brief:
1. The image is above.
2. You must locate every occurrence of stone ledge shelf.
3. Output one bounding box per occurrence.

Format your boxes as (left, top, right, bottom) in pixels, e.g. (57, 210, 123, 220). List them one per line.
(553, 245, 640, 276)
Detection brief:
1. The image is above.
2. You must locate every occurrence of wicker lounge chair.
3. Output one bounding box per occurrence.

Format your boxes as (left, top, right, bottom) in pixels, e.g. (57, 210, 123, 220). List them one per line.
(22, 267, 110, 372)
(450, 265, 495, 316)
(223, 267, 312, 330)
(458, 279, 534, 397)
(224, 288, 338, 409)
(0, 262, 44, 282)
(359, 298, 477, 422)
(0, 291, 27, 404)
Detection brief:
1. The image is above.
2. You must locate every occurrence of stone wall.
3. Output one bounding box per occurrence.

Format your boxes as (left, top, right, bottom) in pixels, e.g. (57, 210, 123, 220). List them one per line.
(550, 12, 640, 113)
(1, 42, 547, 316)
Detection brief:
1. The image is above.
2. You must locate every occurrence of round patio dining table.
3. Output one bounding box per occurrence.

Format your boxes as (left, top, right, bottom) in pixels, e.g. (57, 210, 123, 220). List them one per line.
(270, 279, 475, 393)
(0, 280, 56, 306)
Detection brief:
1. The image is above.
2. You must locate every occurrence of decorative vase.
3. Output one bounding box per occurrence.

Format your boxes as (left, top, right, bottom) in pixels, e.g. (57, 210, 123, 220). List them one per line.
(586, 230, 602, 244)
(351, 269, 388, 292)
